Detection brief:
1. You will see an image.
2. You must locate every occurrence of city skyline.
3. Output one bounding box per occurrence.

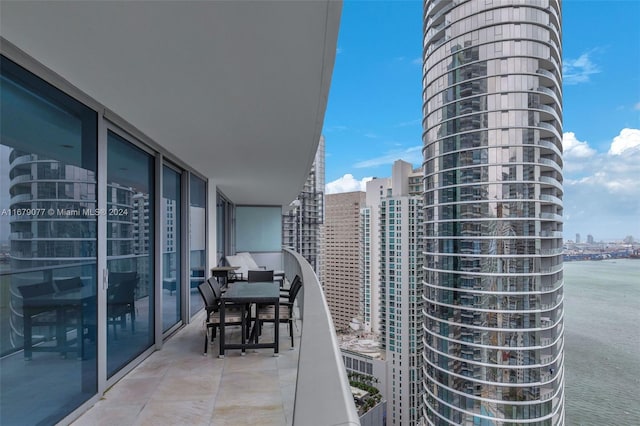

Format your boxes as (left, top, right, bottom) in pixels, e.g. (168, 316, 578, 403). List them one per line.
(322, 0, 640, 241)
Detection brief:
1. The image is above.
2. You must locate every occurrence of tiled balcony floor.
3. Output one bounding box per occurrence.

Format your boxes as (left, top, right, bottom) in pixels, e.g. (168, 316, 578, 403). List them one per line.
(72, 312, 300, 426)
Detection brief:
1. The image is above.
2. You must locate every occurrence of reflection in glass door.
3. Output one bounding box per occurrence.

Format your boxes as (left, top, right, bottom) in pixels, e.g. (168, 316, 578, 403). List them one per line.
(162, 165, 181, 331)
(106, 131, 154, 377)
(0, 56, 98, 425)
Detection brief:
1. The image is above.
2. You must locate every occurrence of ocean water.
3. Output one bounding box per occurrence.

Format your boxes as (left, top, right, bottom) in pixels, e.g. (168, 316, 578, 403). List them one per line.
(563, 259, 640, 425)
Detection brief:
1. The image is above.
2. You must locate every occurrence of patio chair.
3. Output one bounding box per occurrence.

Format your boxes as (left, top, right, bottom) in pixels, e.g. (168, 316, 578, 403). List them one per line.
(238, 252, 285, 286)
(107, 272, 137, 338)
(206, 277, 224, 298)
(247, 269, 274, 283)
(279, 275, 301, 302)
(256, 276, 302, 348)
(208, 276, 254, 339)
(197, 282, 245, 355)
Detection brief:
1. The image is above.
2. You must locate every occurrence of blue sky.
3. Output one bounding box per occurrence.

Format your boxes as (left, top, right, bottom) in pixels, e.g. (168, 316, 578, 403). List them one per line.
(322, 0, 640, 241)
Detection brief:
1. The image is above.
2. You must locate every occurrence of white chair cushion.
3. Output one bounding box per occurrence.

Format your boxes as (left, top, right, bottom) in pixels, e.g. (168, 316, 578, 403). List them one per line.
(208, 309, 244, 324)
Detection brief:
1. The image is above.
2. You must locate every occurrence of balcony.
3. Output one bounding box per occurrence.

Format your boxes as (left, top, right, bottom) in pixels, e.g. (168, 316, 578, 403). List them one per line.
(8, 153, 36, 168)
(537, 121, 562, 141)
(9, 173, 32, 186)
(540, 193, 563, 207)
(9, 193, 32, 204)
(70, 249, 359, 425)
(539, 175, 563, 192)
(2, 1, 345, 424)
(536, 86, 559, 104)
(538, 139, 562, 158)
(538, 158, 562, 174)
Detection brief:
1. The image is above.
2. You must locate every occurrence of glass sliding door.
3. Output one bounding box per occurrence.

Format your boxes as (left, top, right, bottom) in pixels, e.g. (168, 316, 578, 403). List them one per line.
(189, 175, 206, 316)
(106, 131, 154, 377)
(162, 165, 181, 331)
(0, 56, 98, 425)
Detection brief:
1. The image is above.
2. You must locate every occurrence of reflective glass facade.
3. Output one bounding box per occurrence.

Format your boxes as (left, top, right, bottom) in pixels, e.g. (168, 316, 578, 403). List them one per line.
(106, 131, 155, 377)
(421, 1, 564, 424)
(1, 56, 99, 425)
(0, 54, 209, 424)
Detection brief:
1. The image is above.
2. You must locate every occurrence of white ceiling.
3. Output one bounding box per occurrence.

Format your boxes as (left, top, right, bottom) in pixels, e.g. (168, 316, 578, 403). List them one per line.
(1, 0, 341, 206)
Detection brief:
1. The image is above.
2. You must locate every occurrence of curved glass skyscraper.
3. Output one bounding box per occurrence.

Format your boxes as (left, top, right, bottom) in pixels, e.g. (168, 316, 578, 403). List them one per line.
(421, 1, 564, 424)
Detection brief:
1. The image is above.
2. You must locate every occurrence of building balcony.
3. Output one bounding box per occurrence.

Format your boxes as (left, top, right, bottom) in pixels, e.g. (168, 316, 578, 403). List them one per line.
(540, 230, 563, 239)
(538, 139, 563, 158)
(8, 153, 36, 168)
(9, 193, 32, 204)
(1, 249, 358, 425)
(537, 121, 562, 141)
(9, 173, 32, 186)
(2, 1, 344, 424)
(538, 158, 562, 174)
(536, 86, 560, 105)
(539, 175, 563, 192)
(540, 193, 563, 207)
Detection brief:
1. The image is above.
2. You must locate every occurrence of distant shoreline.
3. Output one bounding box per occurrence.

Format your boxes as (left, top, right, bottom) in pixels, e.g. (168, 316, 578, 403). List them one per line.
(564, 253, 640, 262)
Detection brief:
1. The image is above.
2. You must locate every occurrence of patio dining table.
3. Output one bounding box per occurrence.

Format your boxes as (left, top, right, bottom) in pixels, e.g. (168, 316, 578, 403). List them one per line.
(219, 281, 280, 357)
(210, 266, 240, 288)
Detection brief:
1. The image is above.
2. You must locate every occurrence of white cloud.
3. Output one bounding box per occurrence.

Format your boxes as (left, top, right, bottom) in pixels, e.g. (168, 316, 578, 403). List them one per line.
(411, 57, 422, 65)
(354, 146, 422, 169)
(326, 174, 373, 194)
(563, 128, 640, 240)
(608, 128, 640, 155)
(635, 102, 640, 110)
(563, 52, 600, 85)
(562, 132, 596, 159)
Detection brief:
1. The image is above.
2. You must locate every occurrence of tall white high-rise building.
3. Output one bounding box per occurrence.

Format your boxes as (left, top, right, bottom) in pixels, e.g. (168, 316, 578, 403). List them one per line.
(362, 177, 390, 334)
(422, 1, 564, 424)
(363, 160, 424, 425)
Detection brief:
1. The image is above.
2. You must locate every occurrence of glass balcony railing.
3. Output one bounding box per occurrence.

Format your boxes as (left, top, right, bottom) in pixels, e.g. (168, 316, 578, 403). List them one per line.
(9, 174, 32, 186)
(539, 158, 562, 174)
(539, 175, 563, 191)
(9, 193, 32, 204)
(540, 193, 563, 207)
